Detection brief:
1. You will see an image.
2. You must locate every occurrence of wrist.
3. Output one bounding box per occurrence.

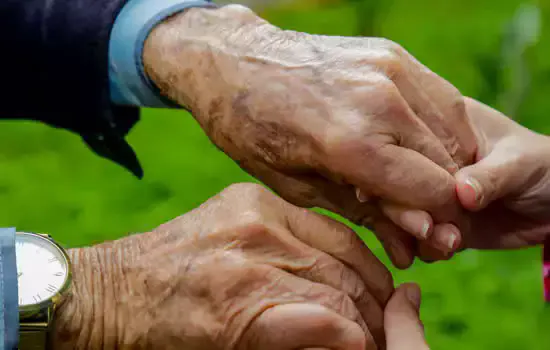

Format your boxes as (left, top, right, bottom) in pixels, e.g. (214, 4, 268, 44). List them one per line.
(50, 242, 139, 349)
(142, 5, 282, 116)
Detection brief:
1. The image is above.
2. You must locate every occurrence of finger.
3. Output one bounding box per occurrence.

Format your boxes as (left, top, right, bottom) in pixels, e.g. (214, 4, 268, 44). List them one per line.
(385, 283, 429, 350)
(235, 161, 405, 282)
(415, 223, 460, 263)
(371, 217, 416, 269)
(241, 303, 368, 350)
(255, 231, 385, 344)
(455, 144, 533, 212)
(390, 49, 477, 168)
(235, 160, 382, 224)
(417, 241, 454, 264)
(380, 202, 432, 240)
(324, 136, 458, 215)
(236, 265, 376, 349)
(427, 222, 461, 253)
(351, 79, 459, 174)
(285, 204, 395, 305)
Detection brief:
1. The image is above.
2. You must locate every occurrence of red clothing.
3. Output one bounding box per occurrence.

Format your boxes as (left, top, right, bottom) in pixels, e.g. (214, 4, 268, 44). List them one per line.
(544, 239, 550, 302)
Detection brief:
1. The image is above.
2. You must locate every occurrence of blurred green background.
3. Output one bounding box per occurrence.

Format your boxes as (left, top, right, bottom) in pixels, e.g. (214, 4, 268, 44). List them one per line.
(3, 0, 550, 348)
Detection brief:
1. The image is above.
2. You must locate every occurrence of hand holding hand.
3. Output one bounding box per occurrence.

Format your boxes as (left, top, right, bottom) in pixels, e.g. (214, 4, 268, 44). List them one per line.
(143, 5, 479, 267)
(391, 97, 550, 264)
(51, 183, 394, 350)
(453, 98, 550, 249)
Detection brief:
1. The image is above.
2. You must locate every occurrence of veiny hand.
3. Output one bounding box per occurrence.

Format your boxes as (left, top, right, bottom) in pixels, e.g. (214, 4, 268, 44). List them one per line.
(142, 5, 478, 268)
(51, 183, 394, 350)
(384, 283, 429, 350)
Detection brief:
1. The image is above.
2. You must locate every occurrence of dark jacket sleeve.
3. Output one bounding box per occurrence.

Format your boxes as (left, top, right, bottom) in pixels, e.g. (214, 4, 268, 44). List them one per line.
(0, 0, 143, 177)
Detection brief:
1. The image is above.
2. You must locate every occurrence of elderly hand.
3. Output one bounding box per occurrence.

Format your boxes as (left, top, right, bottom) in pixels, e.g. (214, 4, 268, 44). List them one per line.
(142, 5, 479, 268)
(50, 183, 394, 350)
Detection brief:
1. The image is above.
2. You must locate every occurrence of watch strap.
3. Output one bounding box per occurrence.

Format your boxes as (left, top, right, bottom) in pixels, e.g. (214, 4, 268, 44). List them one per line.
(0, 228, 18, 349)
(19, 326, 48, 350)
(19, 306, 50, 350)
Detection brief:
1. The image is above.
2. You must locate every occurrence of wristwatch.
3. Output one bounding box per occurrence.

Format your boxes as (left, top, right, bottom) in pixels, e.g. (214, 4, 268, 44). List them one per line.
(16, 232, 72, 350)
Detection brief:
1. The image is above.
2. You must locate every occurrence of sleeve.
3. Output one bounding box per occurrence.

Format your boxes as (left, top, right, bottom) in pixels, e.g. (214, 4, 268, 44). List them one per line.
(109, 0, 216, 108)
(0, 0, 216, 178)
(0, 228, 18, 350)
(0, 0, 143, 177)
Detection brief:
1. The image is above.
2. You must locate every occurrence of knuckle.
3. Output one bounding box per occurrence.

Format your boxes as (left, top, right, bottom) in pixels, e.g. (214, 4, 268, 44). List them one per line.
(332, 291, 362, 322)
(334, 226, 357, 254)
(452, 94, 467, 117)
(377, 79, 406, 107)
(223, 182, 266, 197)
(236, 213, 271, 237)
(220, 4, 256, 17)
(382, 38, 405, 53)
(365, 79, 411, 120)
(379, 49, 405, 78)
(321, 128, 355, 155)
(222, 183, 278, 208)
(345, 271, 369, 304)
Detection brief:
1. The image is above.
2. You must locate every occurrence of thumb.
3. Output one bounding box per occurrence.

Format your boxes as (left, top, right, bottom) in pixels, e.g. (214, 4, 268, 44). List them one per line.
(240, 303, 369, 350)
(455, 145, 532, 211)
(385, 283, 429, 350)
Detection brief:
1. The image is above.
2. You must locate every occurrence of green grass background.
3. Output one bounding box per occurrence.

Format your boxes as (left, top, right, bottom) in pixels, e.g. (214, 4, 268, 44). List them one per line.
(3, 0, 550, 348)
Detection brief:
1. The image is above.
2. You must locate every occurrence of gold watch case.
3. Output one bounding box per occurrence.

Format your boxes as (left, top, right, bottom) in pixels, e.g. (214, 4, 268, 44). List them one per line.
(18, 232, 72, 321)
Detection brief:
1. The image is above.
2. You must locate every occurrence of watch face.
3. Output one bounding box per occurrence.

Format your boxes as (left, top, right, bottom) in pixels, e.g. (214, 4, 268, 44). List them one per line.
(16, 233, 69, 307)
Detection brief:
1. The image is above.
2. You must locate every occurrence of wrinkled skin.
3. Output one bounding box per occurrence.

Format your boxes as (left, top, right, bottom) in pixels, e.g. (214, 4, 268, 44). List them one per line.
(142, 5, 478, 268)
(51, 183, 394, 350)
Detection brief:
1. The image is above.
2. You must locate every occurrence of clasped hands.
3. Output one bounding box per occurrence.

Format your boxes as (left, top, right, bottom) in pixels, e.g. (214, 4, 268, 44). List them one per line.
(52, 5, 550, 350)
(144, 5, 550, 264)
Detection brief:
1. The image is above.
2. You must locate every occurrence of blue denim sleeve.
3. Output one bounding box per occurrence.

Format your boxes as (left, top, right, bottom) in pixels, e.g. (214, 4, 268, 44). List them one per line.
(0, 228, 18, 350)
(108, 0, 217, 108)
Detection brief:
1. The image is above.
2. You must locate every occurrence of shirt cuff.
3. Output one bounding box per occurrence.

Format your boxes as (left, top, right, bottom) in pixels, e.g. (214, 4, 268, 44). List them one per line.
(0, 228, 18, 349)
(108, 0, 217, 108)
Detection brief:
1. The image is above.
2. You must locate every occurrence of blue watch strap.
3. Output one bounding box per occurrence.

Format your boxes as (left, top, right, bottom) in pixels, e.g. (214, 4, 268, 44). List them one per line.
(0, 228, 18, 349)
(109, 0, 217, 108)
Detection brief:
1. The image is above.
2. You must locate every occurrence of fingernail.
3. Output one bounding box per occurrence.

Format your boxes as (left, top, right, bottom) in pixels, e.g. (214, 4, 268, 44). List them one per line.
(406, 284, 421, 309)
(447, 232, 457, 250)
(447, 162, 459, 175)
(355, 188, 369, 203)
(465, 177, 484, 206)
(447, 227, 460, 250)
(420, 220, 430, 239)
